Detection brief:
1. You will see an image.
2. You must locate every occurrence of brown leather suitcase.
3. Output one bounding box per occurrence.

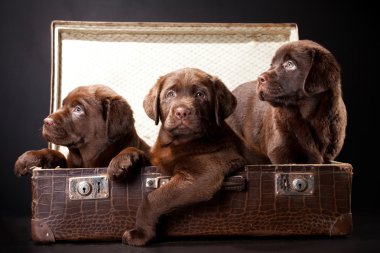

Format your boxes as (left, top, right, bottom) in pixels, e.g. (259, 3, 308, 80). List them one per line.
(31, 163, 352, 242)
(29, 21, 353, 243)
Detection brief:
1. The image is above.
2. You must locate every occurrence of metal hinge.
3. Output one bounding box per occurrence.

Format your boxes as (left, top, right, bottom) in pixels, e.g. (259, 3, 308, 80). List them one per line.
(144, 175, 246, 191)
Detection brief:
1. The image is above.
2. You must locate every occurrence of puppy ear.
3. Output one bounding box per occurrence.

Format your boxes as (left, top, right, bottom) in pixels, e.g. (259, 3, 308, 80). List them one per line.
(103, 96, 134, 141)
(304, 43, 341, 95)
(143, 76, 165, 125)
(211, 76, 237, 126)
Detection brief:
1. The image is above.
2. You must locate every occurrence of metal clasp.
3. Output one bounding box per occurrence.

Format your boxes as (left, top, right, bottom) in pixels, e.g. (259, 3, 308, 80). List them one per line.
(145, 176, 171, 190)
(69, 175, 109, 200)
(275, 173, 314, 195)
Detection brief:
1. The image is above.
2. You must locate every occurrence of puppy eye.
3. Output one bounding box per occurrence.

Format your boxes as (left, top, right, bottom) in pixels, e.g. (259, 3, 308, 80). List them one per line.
(195, 91, 206, 98)
(165, 90, 176, 98)
(72, 105, 83, 114)
(283, 60, 297, 70)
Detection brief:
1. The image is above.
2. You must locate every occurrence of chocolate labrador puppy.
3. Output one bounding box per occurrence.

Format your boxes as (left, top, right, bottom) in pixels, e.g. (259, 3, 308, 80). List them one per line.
(14, 84, 149, 178)
(122, 68, 255, 246)
(227, 40, 347, 164)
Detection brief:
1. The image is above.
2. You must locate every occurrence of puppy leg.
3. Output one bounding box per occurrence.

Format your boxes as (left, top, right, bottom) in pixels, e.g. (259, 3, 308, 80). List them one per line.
(107, 147, 148, 181)
(123, 172, 224, 246)
(269, 145, 323, 164)
(14, 148, 67, 176)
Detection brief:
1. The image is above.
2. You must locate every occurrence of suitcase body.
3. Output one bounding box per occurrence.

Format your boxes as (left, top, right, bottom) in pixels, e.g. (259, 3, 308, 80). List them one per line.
(30, 21, 353, 242)
(31, 163, 352, 242)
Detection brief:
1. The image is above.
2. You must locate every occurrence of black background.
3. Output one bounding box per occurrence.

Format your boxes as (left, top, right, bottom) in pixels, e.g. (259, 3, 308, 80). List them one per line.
(0, 0, 378, 252)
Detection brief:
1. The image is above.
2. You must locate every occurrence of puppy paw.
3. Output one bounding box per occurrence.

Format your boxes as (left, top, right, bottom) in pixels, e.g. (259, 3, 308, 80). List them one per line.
(14, 151, 43, 176)
(107, 148, 146, 181)
(14, 149, 67, 177)
(122, 229, 152, 246)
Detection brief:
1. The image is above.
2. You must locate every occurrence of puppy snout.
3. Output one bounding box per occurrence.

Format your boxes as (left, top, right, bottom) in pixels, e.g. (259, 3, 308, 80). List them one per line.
(258, 74, 268, 84)
(174, 106, 191, 120)
(44, 117, 55, 126)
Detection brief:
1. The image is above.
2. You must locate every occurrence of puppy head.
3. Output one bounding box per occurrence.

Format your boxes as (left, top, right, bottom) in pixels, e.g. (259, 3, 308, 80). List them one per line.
(143, 68, 236, 138)
(257, 40, 341, 106)
(43, 84, 134, 147)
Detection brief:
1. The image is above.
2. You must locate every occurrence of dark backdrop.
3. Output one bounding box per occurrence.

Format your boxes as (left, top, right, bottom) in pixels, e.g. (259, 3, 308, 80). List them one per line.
(0, 0, 376, 218)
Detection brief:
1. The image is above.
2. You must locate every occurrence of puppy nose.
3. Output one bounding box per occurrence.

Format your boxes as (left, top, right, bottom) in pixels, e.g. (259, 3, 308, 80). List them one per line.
(258, 74, 267, 84)
(175, 106, 191, 120)
(44, 117, 55, 126)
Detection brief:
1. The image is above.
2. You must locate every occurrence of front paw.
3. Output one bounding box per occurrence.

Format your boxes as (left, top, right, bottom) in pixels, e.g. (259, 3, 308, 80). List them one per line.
(14, 151, 43, 176)
(107, 148, 146, 181)
(122, 229, 153, 246)
(14, 149, 67, 177)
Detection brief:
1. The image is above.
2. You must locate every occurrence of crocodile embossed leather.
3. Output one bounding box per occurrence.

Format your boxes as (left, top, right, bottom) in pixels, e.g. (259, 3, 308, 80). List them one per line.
(31, 164, 352, 242)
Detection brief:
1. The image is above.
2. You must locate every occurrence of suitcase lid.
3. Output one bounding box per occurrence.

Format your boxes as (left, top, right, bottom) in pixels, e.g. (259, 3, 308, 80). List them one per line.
(50, 21, 298, 151)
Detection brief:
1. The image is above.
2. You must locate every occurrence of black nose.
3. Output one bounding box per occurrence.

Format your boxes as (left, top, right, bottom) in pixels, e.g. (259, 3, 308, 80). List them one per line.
(175, 106, 191, 120)
(258, 74, 267, 84)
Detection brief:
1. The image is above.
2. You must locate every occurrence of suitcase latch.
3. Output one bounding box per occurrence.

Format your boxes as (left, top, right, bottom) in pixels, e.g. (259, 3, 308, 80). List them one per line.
(145, 176, 171, 190)
(68, 175, 109, 200)
(275, 173, 314, 195)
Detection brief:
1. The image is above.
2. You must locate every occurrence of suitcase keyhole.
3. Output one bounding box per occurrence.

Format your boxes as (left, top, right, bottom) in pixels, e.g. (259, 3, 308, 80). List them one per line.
(292, 178, 307, 192)
(77, 181, 92, 196)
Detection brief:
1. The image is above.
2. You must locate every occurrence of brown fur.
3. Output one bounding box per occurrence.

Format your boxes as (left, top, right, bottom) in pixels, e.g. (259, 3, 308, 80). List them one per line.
(14, 84, 150, 177)
(122, 68, 255, 246)
(227, 40, 347, 164)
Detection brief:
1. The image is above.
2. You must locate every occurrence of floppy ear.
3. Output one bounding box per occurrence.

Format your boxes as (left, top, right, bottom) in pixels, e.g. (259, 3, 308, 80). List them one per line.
(103, 96, 134, 141)
(143, 76, 165, 125)
(210, 76, 237, 126)
(304, 45, 341, 95)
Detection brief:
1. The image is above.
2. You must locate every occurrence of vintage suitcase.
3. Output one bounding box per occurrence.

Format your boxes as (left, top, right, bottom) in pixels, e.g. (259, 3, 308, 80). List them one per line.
(30, 21, 353, 242)
(31, 163, 352, 242)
